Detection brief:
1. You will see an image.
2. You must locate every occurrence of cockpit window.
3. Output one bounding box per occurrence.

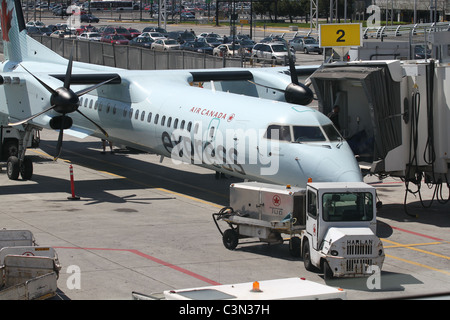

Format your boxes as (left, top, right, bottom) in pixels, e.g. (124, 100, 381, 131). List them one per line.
(322, 124, 342, 141)
(264, 125, 291, 142)
(292, 126, 326, 142)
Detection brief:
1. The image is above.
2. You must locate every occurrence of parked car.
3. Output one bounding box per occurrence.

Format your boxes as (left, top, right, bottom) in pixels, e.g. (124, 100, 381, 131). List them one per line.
(289, 37, 322, 54)
(139, 32, 165, 41)
(127, 28, 141, 38)
(129, 36, 154, 48)
(77, 32, 102, 41)
(251, 42, 293, 65)
(142, 26, 168, 37)
(50, 30, 75, 38)
(260, 35, 287, 45)
(180, 12, 195, 20)
(198, 36, 222, 47)
(179, 41, 213, 54)
(151, 38, 180, 51)
(26, 26, 42, 36)
(26, 21, 45, 28)
(101, 26, 132, 39)
(100, 34, 129, 45)
(414, 45, 432, 59)
(80, 14, 99, 23)
(52, 7, 70, 16)
(238, 39, 255, 51)
(213, 43, 241, 57)
(167, 30, 196, 44)
(37, 26, 53, 36)
(197, 32, 222, 42)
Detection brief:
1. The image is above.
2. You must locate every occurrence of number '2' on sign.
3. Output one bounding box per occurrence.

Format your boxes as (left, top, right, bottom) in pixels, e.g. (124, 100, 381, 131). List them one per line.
(319, 23, 362, 48)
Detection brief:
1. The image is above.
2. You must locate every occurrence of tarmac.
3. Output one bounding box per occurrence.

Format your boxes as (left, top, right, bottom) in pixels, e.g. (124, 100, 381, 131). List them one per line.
(0, 129, 449, 301)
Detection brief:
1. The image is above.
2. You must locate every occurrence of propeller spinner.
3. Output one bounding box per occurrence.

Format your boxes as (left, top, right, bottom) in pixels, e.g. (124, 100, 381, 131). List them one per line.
(9, 51, 117, 159)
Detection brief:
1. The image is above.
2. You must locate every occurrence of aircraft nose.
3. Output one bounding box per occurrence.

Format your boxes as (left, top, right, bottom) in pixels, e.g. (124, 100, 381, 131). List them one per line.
(311, 147, 362, 183)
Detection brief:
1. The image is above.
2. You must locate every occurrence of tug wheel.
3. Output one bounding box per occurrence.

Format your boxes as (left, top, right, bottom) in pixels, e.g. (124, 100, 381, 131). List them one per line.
(289, 236, 301, 257)
(222, 229, 238, 250)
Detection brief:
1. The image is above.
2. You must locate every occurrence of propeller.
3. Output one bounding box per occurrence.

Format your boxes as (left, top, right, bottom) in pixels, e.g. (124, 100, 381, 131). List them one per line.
(9, 49, 118, 159)
(248, 47, 314, 106)
(284, 47, 314, 105)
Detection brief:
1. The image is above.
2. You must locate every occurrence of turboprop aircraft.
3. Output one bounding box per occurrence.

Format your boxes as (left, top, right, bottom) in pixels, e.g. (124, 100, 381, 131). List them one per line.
(0, 0, 363, 187)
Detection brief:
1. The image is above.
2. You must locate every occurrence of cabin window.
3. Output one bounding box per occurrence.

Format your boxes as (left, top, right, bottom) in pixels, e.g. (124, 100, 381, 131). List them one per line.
(180, 120, 185, 129)
(135, 109, 140, 120)
(154, 114, 159, 124)
(161, 115, 166, 126)
(167, 117, 172, 127)
(194, 123, 199, 134)
(84, 99, 88, 108)
(113, 106, 117, 115)
(293, 126, 326, 142)
(187, 121, 192, 132)
(174, 118, 178, 129)
(94, 101, 98, 110)
(89, 100, 93, 109)
(141, 111, 145, 121)
(264, 125, 291, 142)
(209, 126, 215, 139)
(98, 103, 103, 112)
(147, 112, 152, 123)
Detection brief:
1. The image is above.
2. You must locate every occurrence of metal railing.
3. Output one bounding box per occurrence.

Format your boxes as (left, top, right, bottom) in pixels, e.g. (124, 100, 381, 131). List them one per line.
(30, 35, 245, 70)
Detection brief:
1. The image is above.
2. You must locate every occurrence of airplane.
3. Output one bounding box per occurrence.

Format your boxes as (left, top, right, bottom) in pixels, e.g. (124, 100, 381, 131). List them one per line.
(0, 0, 363, 187)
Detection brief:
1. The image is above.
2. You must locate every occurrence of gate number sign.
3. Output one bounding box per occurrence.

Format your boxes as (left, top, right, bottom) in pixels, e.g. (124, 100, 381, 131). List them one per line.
(319, 23, 362, 48)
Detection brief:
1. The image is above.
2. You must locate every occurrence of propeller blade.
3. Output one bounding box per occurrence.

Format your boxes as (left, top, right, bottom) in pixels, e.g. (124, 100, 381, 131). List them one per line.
(8, 105, 56, 126)
(76, 109, 109, 138)
(54, 115, 67, 160)
(20, 64, 57, 96)
(64, 41, 75, 90)
(75, 76, 119, 97)
(287, 49, 299, 85)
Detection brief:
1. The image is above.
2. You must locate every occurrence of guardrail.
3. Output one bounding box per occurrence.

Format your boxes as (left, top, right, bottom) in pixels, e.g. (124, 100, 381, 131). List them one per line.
(30, 35, 246, 70)
(363, 21, 450, 39)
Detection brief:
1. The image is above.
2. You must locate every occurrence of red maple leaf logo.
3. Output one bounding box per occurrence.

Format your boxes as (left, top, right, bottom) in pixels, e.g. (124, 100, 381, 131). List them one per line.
(0, 0, 13, 42)
(272, 195, 281, 207)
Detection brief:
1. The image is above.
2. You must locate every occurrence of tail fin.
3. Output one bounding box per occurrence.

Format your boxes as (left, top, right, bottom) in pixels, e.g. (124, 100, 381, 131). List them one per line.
(1, 0, 26, 62)
(1, 0, 65, 64)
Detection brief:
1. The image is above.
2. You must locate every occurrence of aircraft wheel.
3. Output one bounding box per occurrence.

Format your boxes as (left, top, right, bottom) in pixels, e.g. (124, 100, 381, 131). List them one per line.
(20, 156, 33, 180)
(6, 156, 20, 180)
(289, 236, 301, 257)
(222, 229, 238, 250)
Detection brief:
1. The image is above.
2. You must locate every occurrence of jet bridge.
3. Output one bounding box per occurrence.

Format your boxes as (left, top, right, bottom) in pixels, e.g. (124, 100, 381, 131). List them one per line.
(310, 56, 450, 209)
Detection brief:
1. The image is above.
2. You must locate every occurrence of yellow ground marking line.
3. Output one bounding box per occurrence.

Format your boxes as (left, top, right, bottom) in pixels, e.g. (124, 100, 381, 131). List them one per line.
(382, 238, 450, 260)
(384, 254, 450, 276)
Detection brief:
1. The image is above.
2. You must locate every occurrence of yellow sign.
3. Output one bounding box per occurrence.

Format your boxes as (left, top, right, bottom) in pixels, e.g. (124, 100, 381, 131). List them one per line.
(319, 23, 362, 47)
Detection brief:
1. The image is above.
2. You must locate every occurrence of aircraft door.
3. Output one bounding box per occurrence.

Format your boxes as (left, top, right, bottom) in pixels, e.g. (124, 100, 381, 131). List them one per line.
(206, 118, 220, 144)
(306, 187, 319, 250)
